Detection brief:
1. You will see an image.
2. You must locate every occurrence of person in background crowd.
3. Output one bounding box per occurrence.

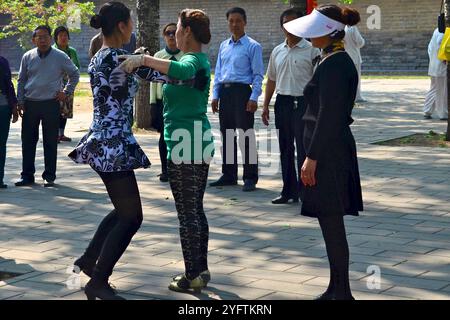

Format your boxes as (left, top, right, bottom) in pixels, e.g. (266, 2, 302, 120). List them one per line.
(262, 7, 320, 204)
(16, 25, 79, 188)
(423, 28, 448, 120)
(210, 7, 264, 192)
(344, 23, 365, 102)
(149, 22, 184, 182)
(89, 31, 136, 58)
(0, 56, 19, 188)
(53, 26, 80, 143)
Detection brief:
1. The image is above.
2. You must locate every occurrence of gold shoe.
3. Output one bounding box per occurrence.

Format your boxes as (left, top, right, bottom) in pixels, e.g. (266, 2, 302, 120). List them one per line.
(172, 270, 210, 285)
(168, 274, 206, 293)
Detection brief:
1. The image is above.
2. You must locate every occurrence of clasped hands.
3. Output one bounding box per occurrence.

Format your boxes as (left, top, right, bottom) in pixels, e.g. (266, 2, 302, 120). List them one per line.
(118, 47, 150, 73)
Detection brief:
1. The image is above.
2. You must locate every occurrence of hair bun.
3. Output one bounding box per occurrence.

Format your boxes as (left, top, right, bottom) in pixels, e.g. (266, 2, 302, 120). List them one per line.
(90, 14, 103, 29)
(341, 7, 360, 26)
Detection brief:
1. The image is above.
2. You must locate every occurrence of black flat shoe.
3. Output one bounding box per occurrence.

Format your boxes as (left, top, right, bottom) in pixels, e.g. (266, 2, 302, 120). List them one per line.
(15, 178, 35, 187)
(0, 183, 7, 189)
(84, 279, 125, 300)
(242, 179, 256, 192)
(209, 176, 237, 187)
(73, 256, 95, 278)
(43, 179, 55, 187)
(314, 291, 355, 300)
(159, 173, 169, 182)
(271, 195, 299, 204)
(314, 291, 335, 300)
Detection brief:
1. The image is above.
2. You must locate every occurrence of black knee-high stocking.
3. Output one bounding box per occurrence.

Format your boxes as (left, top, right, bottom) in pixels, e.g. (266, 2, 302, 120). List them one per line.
(318, 214, 353, 300)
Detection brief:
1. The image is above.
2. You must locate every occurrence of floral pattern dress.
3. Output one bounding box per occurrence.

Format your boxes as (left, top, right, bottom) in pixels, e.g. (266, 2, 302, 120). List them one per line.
(69, 48, 167, 172)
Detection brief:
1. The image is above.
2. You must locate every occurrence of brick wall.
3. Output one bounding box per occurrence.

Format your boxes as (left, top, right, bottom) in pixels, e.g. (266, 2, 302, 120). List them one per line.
(160, 0, 290, 72)
(316, 0, 439, 72)
(0, 0, 441, 73)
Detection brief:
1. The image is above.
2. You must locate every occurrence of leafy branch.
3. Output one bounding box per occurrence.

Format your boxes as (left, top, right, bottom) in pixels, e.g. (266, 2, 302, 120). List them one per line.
(0, 0, 95, 50)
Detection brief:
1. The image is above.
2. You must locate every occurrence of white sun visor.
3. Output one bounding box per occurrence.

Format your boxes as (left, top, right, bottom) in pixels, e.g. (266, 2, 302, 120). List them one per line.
(283, 9, 345, 38)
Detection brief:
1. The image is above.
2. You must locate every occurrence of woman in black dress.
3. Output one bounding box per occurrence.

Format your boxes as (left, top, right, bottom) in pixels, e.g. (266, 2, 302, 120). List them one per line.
(284, 4, 364, 300)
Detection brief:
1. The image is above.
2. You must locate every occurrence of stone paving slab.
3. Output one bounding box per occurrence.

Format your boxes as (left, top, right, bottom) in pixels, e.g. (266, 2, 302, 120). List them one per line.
(1, 79, 450, 300)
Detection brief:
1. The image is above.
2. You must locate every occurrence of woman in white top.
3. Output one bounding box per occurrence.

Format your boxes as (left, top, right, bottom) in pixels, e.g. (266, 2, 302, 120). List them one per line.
(423, 28, 448, 120)
(344, 25, 365, 102)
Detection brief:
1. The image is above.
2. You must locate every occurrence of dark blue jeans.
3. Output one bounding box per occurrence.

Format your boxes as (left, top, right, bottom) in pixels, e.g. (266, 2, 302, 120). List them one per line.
(0, 104, 12, 183)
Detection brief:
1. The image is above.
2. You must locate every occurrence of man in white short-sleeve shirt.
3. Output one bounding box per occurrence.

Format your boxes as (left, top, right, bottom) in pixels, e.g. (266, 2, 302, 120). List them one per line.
(262, 8, 320, 204)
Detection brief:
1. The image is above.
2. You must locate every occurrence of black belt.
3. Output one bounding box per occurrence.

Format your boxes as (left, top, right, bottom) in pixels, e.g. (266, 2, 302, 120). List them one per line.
(222, 83, 250, 88)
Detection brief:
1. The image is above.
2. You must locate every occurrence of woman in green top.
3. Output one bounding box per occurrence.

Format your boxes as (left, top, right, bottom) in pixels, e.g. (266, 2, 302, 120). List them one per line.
(120, 8, 213, 293)
(149, 22, 184, 182)
(53, 26, 80, 143)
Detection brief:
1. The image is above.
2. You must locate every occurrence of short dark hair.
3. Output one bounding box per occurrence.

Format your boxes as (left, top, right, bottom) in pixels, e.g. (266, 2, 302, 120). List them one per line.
(54, 26, 70, 43)
(280, 7, 305, 27)
(33, 25, 52, 38)
(162, 22, 177, 36)
(226, 7, 247, 23)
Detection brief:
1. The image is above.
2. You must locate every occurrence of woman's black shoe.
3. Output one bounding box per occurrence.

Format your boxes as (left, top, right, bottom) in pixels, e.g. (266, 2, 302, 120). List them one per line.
(0, 183, 7, 189)
(314, 290, 335, 300)
(271, 195, 299, 204)
(84, 279, 125, 300)
(73, 256, 95, 278)
(315, 290, 355, 300)
(159, 173, 169, 182)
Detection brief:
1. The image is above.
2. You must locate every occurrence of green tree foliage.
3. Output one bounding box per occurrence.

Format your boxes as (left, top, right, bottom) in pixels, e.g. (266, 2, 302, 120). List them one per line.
(0, 0, 95, 50)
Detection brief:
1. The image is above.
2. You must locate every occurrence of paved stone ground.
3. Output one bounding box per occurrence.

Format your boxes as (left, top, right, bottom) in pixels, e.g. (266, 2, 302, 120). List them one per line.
(1, 79, 449, 300)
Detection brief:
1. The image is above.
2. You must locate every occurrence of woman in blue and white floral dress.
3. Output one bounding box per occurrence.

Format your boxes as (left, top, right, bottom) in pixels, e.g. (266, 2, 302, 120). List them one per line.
(68, 2, 167, 300)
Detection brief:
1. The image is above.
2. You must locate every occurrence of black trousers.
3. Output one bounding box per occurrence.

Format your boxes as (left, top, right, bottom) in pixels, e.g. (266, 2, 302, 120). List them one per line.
(168, 161, 209, 280)
(0, 104, 11, 183)
(274, 95, 306, 199)
(21, 99, 59, 181)
(151, 100, 167, 175)
(83, 170, 143, 282)
(59, 116, 67, 131)
(219, 84, 258, 183)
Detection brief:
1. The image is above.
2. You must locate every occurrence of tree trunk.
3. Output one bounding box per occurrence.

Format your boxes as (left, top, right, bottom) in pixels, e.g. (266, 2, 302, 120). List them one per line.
(290, 0, 307, 11)
(445, 0, 450, 140)
(135, 0, 159, 129)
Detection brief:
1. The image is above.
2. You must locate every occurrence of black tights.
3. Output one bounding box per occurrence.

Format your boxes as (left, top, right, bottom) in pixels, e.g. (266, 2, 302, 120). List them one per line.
(159, 132, 167, 175)
(82, 170, 143, 282)
(318, 214, 353, 299)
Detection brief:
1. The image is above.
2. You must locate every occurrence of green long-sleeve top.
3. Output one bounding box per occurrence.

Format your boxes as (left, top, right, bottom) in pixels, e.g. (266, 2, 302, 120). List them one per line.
(53, 44, 80, 69)
(164, 52, 214, 163)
